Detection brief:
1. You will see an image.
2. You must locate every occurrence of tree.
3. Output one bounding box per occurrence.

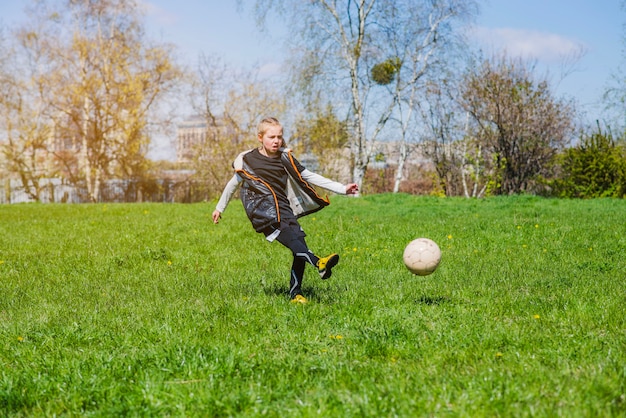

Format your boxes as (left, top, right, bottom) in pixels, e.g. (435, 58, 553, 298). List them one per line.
(248, 0, 477, 192)
(460, 55, 576, 195)
(373, 1, 474, 194)
(291, 104, 350, 181)
(3, 0, 183, 202)
(187, 55, 286, 198)
(603, 0, 626, 130)
(418, 80, 467, 196)
(407, 72, 494, 198)
(554, 124, 626, 198)
(0, 17, 58, 201)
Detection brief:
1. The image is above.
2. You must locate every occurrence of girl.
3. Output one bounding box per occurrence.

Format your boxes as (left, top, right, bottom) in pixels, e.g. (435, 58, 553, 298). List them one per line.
(212, 117, 358, 303)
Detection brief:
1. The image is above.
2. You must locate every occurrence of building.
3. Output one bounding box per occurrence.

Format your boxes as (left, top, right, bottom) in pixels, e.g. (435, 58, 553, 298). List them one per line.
(176, 115, 208, 163)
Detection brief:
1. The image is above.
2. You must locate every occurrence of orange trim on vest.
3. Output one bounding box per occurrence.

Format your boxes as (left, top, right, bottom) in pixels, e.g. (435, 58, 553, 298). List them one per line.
(285, 152, 330, 204)
(236, 169, 281, 224)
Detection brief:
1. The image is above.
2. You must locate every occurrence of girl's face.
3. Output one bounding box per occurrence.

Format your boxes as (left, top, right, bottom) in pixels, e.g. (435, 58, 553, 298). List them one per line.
(258, 125, 283, 156)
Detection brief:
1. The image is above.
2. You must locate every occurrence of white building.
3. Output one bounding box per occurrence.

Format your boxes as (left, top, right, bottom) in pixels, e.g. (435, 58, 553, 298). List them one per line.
(176, 115, 208, 163)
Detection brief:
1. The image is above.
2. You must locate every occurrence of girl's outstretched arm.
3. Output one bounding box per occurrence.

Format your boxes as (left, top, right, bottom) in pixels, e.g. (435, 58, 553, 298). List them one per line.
(213, 174, 241, 224)
(301, 169, 356, 195)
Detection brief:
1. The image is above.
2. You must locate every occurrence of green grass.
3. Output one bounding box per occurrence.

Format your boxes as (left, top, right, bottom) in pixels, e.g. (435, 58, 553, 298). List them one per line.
(1, 195, 625, 417)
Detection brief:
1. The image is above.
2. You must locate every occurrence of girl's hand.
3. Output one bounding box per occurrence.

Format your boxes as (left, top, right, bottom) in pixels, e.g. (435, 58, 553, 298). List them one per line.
(345, 183, 359, 195)
(212, 210, 222, 224)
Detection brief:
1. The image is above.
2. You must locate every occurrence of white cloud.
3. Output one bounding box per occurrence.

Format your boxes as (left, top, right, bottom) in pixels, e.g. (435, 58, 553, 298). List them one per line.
(258, 62, 282, 77)
(139, 0, 179, 26)
(469, 26, 585, 63)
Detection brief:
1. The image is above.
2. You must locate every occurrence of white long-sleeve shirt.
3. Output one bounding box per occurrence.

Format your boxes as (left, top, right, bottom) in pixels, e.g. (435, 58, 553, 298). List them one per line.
(215, 169, 347, 214)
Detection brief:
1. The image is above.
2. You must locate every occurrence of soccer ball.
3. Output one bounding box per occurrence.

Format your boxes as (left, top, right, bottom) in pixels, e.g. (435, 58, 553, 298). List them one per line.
(403, 238, 441, 276)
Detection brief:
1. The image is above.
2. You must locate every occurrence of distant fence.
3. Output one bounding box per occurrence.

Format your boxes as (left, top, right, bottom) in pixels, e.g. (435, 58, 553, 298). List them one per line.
(1, 178, 213, 204)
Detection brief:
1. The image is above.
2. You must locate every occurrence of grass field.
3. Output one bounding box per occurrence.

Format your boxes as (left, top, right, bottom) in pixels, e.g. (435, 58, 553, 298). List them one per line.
(1, 194, 625, 416)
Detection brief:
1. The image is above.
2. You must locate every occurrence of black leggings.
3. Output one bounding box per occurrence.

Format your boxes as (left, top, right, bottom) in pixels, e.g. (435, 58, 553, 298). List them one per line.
(274, 224, 320, 298)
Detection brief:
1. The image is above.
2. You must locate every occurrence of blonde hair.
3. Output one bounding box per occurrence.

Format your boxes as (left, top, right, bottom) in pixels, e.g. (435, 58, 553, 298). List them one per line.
(257, 117, 282, 137)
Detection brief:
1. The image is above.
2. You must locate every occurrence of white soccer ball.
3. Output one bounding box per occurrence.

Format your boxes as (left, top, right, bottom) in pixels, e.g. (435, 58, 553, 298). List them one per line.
(403, 238, 441, 276)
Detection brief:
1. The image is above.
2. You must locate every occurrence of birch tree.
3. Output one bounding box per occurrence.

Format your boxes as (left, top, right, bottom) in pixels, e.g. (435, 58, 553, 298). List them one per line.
(418, 80, 466, 196)
(248, 0, 476, 192)
(371, 1, 473, 193)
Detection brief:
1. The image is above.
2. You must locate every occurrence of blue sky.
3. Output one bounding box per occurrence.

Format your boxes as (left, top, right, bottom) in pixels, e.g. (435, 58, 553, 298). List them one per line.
(1, 0, 624, 157)
(475, 0, 624, 122)
(143, 0, 624, 123)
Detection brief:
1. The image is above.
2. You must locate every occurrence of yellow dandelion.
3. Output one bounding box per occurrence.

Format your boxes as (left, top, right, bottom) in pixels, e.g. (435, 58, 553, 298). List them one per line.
(495, 352, 503, 358)
(353, 247, 357, 252)
(143, 210, 149, 215)
(167, 260, 172, 265)
(589, 247, 593, 251)
(522, 244, 527, 248)
(447, 234, 453, 239)
(535, 224, 539, 228)
(533, 314, 540, 319)
(0, 260, 4, 265)
(516, 225, 522, 230)
(17, 336, 24, 342)
(335, 335, 343, 339)
(312, 217, 316, 221)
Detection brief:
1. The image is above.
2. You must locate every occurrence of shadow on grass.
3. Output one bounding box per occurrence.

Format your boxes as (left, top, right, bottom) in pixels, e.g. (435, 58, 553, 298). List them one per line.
(261, 281, 341, 303)
(262, 282, 290, 298)
(414, 295, 450, 305)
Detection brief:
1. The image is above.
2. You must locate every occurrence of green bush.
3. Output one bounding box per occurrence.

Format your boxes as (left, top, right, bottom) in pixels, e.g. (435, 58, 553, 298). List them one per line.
(554, 126, 626, 198)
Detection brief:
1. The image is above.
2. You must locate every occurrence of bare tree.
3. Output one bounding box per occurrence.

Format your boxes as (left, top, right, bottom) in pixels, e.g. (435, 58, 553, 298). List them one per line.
(458, 114, 488, 198)
(603, 0, 626, 129)
(418, 80, 467, 196)
(187, 55, 286, 197)
(247, 0, 476, 192)
(460, 55, 576, 195)
(417, 83, 491, 198)
(371, 1, 475, 193)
